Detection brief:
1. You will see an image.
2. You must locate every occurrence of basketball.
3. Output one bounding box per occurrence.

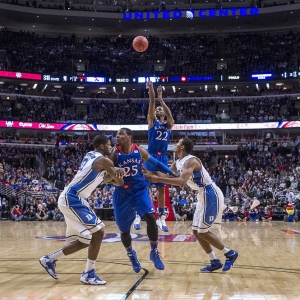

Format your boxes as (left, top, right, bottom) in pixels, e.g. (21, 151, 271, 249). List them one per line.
(132, 36, 148, 52)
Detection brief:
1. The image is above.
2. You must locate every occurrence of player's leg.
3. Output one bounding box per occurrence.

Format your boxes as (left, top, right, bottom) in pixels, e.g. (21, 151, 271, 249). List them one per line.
(156, 185, 169, 232)
(156, 154, 169, 232)
(193, 185, 238, 272)
(40, 200, 106, 284)
(145, 154, 169, 232)
(133, 212, 142, 230)
(193, 229, 223, 272)
(135, 183, 164, 270)
(113, 187, 141, 273)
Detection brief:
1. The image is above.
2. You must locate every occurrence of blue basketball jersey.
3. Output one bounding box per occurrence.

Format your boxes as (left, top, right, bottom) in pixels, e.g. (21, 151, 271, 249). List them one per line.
(114, 144, 145, 184)
(148, 120, 171, 153)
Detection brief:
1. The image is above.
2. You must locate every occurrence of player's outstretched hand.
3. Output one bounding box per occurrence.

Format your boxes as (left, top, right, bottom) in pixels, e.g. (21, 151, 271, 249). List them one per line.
(114, 167, 125, 178)
(157, 85, 163, 99)
(146, 80, 153, 89)
(142, 167, 160, 183)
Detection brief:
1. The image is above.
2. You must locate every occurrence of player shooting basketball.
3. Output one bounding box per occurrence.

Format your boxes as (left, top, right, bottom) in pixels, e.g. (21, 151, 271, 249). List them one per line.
(134, 81, 174, 232)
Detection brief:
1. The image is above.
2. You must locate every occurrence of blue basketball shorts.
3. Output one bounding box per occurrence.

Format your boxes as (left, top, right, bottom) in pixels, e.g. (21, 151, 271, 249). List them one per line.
(113, 180, 155, 232)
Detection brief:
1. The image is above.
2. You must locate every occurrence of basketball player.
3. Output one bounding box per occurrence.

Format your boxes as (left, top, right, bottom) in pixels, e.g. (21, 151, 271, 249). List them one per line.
(109, 128, 177, 272)
(144, 138, 239, 273)
(135, 81, 174, 232)
(39, 135, 124, 285)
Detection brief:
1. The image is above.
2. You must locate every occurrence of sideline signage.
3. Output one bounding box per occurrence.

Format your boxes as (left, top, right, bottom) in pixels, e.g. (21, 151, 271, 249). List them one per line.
(123, 8, 259, 20)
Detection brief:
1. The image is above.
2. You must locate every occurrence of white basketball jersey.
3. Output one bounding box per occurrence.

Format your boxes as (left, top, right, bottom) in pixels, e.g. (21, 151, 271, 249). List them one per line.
(175, 154, 213, 190)
(59, 151, 106, 201)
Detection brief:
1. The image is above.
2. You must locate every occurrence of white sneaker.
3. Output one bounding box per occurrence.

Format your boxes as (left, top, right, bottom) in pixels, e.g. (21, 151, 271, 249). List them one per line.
(80, 269, 106, 285)
(133, 214, 141, 230)
(39, 255, 58, 280)
(156, 215, 169, 232)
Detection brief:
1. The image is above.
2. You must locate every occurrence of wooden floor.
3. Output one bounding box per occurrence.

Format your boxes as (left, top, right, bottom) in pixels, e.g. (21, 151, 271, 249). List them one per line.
(1, 220, 300, 300)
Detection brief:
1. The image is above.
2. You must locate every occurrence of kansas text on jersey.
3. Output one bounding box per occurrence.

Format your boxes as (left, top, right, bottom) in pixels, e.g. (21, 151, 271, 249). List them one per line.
(114, 144, 144, 184)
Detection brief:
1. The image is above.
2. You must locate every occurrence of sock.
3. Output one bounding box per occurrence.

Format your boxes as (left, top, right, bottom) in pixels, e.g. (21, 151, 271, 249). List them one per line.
(49, 249, 65, 260)
(150, 243, 158, 251)
(222, 246, 231, 254)
(158, 208, 164, 216)
(126, 246, 133, 253)
(208, 251, 218, 260)
(85, 259, 96, 273)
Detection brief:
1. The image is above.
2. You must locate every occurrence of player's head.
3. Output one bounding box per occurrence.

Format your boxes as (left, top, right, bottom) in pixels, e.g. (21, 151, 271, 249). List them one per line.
(92, 135, 111, 155)
(155, 106, 165, 118)
(174, 138, 194, 154)
(116, 128, 133, 146)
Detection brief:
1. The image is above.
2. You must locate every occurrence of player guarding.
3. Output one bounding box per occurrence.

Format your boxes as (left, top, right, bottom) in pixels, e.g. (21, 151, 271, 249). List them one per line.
(144, 138, 239, 273)
(138, 81, 174, 232)
(39, 135, 124, 285)
(110, 128, 178, 272)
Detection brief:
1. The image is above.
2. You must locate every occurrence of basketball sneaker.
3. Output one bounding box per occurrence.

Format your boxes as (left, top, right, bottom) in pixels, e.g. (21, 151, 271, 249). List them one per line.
(127, 249, 141, 273)
(80, 269, 106, 285)
(39, 255, 58, 279)
(133, 214, 142, 230)
(222, 250, 238, 272)
(200, 259, 223, 273)
(156, 214, 169, 232)
(150, 249, 165, 270)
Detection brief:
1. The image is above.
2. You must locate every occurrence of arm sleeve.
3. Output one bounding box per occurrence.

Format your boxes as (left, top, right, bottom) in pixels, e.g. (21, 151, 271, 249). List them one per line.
(146, 155, 175, 176)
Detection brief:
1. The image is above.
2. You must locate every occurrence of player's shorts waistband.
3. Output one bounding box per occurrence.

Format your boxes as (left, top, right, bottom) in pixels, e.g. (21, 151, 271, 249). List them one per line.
(197, 184, 213, 190)
(149, 151, 167, 156)
(116, 184, 131, 189)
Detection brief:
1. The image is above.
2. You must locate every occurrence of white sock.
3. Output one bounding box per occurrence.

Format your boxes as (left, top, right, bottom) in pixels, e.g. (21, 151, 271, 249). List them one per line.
(49, 249, 65, 260)
(208, 251, 218, 260)
(85, 259, 96, 273)
(222, 246, 231, 254)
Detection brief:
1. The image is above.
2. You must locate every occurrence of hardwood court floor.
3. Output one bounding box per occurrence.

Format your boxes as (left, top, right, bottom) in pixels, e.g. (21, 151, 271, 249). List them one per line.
(1, 219, 300, 300)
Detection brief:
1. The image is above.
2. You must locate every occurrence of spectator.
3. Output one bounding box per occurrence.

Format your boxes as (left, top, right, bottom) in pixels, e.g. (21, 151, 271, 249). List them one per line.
(23, 205, 37, 221)
(53, 207, 64, 221)
(11, 205, 23, 221)
(36, 203, 48, 221)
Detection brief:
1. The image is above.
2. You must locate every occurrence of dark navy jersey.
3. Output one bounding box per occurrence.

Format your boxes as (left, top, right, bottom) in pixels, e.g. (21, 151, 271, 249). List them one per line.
(148, 119, 171, 153)
(114, 144, 145, 184)
(238, 209, 246, 218)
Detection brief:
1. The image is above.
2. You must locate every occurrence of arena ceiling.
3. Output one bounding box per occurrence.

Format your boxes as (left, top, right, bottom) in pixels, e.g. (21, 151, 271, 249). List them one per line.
(1, 4, 300, 36)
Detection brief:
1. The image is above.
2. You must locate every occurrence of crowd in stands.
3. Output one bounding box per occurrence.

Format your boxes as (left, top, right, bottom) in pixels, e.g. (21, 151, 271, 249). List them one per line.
(0, 31, 75, 73)
(1, 133, 300, 223)
(82, 35, 159, 77)
(0, 30, 299, 76)
(224, 32, 300, 75)
(162, 35, 218, 75)
(1, 94, 299, 125)
(2, 0, 298, 13)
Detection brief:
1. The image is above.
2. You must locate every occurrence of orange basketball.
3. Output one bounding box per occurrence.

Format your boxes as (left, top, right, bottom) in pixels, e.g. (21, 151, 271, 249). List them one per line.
(132, 36, 148, 52)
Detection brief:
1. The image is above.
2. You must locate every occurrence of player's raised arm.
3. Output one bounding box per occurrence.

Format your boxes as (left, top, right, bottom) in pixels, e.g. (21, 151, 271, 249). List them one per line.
(147, 81, 156, 128)
(145, 158, 200, 186)
(157, 85, 174, 130)
(93, 156, 124, 186)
